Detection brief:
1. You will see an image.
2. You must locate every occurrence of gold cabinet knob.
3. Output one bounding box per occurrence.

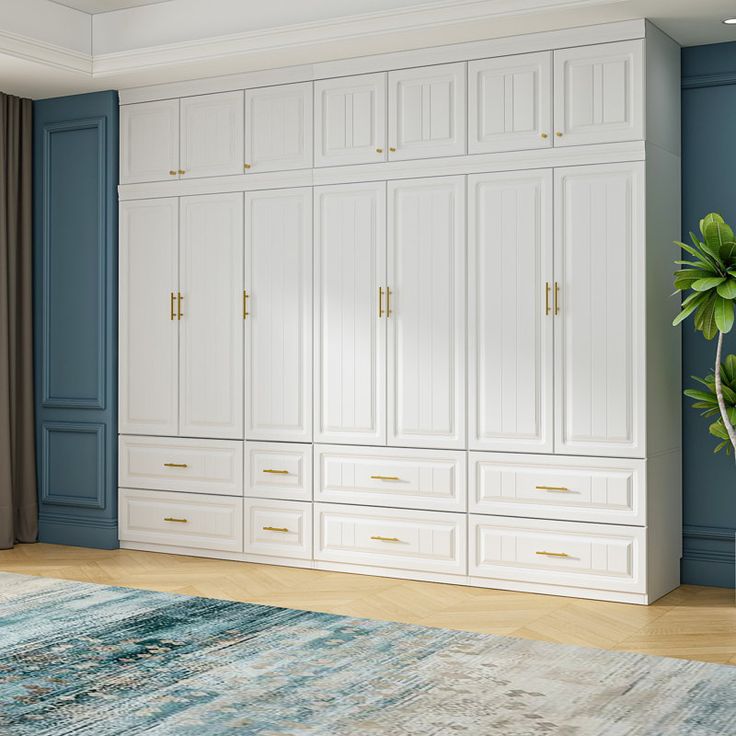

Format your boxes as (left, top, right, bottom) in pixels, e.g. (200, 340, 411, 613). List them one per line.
(168, 170, 177, 176)
(555, 132, 563, 138)
(178, 169, 186, 175)
(244, 163, 251, 170)
(389, 147, 397, 152)
(540, 133, 549, 139)
(376, 148, 383, 153)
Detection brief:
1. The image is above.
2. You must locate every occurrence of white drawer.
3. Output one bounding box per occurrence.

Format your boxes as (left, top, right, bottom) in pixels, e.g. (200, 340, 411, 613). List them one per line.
(119, 488, 243, 553)
(119, 435, 243, 496)
(245, 442, 312, 501)
(314, 503, 466, 575)
(469, 515, 646, 594)
(315, 445, 466, 512)
(245, 499, 312, 559)
(469, 452, 645, 525)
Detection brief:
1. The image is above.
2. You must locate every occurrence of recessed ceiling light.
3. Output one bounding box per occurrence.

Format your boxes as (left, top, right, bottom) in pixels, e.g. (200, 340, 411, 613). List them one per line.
(723, 18, 736, 24)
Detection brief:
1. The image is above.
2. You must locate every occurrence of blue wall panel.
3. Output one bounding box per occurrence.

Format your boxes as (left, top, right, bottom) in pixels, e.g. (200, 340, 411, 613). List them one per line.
(33, 92, 119, 549)
(681, 43, 736, 587)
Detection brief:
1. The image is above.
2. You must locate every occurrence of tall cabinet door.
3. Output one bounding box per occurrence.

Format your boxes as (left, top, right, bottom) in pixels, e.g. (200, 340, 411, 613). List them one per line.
(468, 170, 553, 453)
(119, 199, 179, 436)
(554, 162, 645, 458)
(314, 182, 386, 445)
(245, 188, 312, 442)
(387, 176, 465, 449)
(179, 193, 244, 439)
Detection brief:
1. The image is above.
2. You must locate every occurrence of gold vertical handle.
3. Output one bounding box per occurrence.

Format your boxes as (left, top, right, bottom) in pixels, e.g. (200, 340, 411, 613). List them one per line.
(170, 292, 175, 321)
(177, 292, 183, 320)
(378, 287, 384, 318)
(554, 282, 560, 315)
(243, 291, 249, 319)
(545, 282, 551, 316)
(386, 287, 392, 317)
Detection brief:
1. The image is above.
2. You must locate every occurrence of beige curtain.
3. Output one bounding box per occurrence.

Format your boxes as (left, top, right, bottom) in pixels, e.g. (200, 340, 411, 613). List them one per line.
(0, 91, 36, 548)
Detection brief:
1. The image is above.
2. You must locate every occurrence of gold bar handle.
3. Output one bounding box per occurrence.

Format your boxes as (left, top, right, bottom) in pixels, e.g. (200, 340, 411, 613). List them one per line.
(263, 469, 289, 475)
(164, 463, 188, 469)
(554, 282, 560, 315)
(371, 535, 400, 542)
(536, 550, 570, 558)
(378, 287, 384, 318)
(170, 292, 176, 321)
(263, 526, 289, 533)
(386, 287, 392, 317)
(177, 292, 183, 320)
(535, 485, 571, 493)
(243, 290, 249, 319)
(164, 517, 188, 523)
(370, 475, 400, 481)
(545, 282, 551, 316)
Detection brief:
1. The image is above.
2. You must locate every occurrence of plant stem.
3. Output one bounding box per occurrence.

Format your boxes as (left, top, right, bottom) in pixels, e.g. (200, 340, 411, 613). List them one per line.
(714, 331, 736, 453)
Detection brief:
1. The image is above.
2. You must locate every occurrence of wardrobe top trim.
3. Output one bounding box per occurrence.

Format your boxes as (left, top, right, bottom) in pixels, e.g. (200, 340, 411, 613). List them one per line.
(118, 18, 647, 105)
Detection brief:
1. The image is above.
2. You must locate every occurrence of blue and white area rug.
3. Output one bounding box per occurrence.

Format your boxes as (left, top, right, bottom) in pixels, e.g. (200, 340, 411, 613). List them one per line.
(0, 572, 734, 736)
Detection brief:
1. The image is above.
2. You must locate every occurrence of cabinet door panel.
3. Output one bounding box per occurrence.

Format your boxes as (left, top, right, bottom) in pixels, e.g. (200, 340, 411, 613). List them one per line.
(554, 163, 645, 457)
(554, 40, 643, 146)
(315, 73, 387, 166)
(180, 91, 244, 179)
(120, 100, 179, 184)
(119, 199, 179, 435)
(245, 188, 312, 442)
(314, 183, 386, 445)
(245, 82, 313, 172)
(179, 193, 244, 439)
(469, 170, 553, 452)
(468, 52, 552, 154)
(388, 176, 465, 449)
(388, 63, 466, 160)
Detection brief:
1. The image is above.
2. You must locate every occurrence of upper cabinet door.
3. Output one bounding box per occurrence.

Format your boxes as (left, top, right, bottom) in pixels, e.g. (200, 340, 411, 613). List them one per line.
(179, 193, 244, 439)
(245, 188, 312, 443)
(468, 170, 553, 453)
(119, 198, 179, 436)
(388, 63, 466, 160)
(314, 182, 386, 446)
(468, 52, 552, 154)
(179, 91, 244, 179)
(387, 176, 465, 450)
(120, 100, 179, 184)
(554, 40, 643, 146)
(554, 162, 645, 458)
(314, 73, 387, 167)
(244, 82, 313, 173)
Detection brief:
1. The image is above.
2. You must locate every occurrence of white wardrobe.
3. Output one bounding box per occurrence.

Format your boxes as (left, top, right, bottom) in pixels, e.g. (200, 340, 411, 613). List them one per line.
(118, 19, 682, 604)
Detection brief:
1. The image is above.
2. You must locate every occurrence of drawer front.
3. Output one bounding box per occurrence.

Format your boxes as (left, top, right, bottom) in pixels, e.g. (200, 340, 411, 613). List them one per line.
(469, 453, 645, 525)
(314, 503, 466, 575)
(315, 445, 466, 512)
(245, 499, 312, 559)
(469, 515, 645, 593)
(245, 442, 312, 501)
(119, 488, 243, 552)
(119, 435, 243, 496)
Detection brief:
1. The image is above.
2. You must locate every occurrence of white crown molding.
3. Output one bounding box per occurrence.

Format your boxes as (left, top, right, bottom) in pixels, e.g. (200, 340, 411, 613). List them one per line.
(0, 27, 92, 74)
(92, 0, 622, 76)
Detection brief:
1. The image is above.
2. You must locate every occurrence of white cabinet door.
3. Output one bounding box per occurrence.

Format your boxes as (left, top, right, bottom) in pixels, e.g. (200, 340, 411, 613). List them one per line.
(388, 63, 466, 160)
(468, 52, 552, 154)
(387, 176, 465, 449)
(180, 91, 244, 179)
(245, 188, 312, 442)
(314, 182, 386, 445)
(314, 73, 387, 166)
(468, 170, 553, 453)
(120, 100, 179, 184)
(554, 40, 643, 146)
(244, 82, 313, 172)
(119, 199, 179, 436)
(179, 193, 244, 439)
(554, 163, 645, 457)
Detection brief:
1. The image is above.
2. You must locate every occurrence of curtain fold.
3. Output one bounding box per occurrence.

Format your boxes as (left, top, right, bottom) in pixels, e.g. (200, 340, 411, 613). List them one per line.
(0, 91, 37, 548)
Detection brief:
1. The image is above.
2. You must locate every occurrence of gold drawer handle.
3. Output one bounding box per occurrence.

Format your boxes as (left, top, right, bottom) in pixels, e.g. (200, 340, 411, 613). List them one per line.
(164, 517, 188, 523)
(164, 462, 188, 468)
(535, 485, 571, 493)
(370, 475, 400, 481)
(263, 469, 289, 475)
(371, 535, 400, 542)
(263, 526, 289, 533)
(536, 550, 570, 558)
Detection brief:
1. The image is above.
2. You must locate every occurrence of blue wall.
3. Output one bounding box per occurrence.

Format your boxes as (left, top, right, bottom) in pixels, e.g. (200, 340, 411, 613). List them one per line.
(681, 43, 736, 587)
(33, 91, 119, 549)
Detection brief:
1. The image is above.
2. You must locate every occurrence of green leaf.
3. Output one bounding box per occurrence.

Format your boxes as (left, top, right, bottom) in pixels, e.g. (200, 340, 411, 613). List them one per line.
(715, 296, 734, 333)
(704, 220, 735, 264)
(692, 277, 726, 292)
(676, 241, 717, 268)
(714, 440, 729, 453)
(681, 291, 706, 308)
(709, 420, 728, 440)
(721, 241, 736, 263)
(672, 299, 700, 326)
(725, 355, 736, 383)
(696, 293, 718, 339)
(700, 213, 725, 236)
(716, 278, 736, 299)
(684, 389, 718, 402)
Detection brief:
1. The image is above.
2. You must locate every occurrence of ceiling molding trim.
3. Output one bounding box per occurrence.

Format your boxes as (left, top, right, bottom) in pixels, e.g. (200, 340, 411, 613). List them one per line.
(0, 28, 92, 74)
(91, 0, 622, 76)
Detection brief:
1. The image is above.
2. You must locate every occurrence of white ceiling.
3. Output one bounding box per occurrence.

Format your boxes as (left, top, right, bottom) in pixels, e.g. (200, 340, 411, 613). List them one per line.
(1, 0, 735, 99)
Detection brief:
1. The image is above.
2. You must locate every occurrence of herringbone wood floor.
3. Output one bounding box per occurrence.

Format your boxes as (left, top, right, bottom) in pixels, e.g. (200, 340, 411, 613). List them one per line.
(1, 543, 734, 665)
